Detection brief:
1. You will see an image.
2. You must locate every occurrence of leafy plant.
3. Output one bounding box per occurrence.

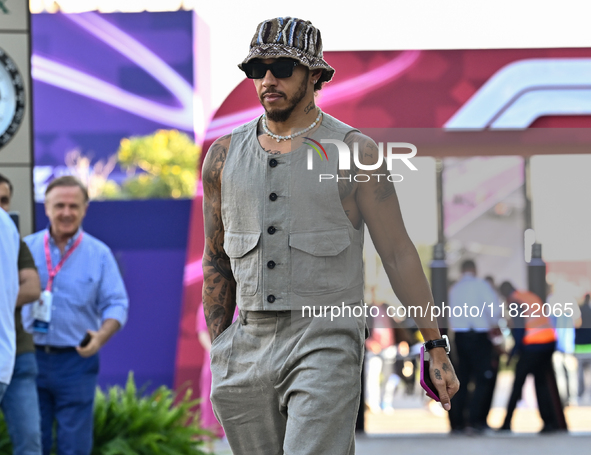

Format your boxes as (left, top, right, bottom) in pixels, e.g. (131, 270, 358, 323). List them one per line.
(92, 373, 209, 455)
(115, 129, 201, 199)
(0, 373, 211, 455)
(57, 130, 200, 200)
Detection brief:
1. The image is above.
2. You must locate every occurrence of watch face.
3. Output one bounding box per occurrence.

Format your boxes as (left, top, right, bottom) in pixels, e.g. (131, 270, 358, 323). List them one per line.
(0, 46, 26, 149)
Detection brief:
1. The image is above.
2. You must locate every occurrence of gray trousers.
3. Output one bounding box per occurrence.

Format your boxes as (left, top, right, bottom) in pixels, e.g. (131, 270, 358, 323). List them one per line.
(210, 306, 365, 455)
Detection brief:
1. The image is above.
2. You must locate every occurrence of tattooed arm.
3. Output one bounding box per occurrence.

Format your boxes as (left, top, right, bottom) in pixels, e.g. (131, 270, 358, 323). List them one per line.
(202, 135, 237, 342)
(353, 131, 459, 409)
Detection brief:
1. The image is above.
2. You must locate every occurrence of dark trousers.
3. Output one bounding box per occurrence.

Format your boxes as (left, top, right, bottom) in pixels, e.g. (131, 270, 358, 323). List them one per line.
(36, 350, 99, 455)
(479, 351, 500, 425)
(449, 331, 494, 430)
(501, 345, 565, 430)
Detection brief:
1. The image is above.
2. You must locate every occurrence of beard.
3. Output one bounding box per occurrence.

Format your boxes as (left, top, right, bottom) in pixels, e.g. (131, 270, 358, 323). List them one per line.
(261, 76, 308, 123)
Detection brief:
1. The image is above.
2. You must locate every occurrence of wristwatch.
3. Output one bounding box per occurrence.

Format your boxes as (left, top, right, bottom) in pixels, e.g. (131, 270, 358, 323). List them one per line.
(424, 334, 450, 354)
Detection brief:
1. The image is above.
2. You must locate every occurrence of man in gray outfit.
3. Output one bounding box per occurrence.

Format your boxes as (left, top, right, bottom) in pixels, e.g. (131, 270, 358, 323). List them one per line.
(202, 17, 459, 454)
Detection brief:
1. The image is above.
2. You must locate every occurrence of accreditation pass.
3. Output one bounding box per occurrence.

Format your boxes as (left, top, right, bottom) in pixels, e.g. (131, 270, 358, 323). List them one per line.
(32, 290, 53, 333)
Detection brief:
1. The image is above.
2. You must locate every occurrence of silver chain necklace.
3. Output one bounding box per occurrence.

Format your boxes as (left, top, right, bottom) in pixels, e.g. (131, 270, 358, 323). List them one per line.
(262, 108, 322, 142)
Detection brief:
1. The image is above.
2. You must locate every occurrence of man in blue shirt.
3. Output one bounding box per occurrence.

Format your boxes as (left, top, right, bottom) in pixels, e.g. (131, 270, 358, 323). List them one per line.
(22, 176, 129, 455)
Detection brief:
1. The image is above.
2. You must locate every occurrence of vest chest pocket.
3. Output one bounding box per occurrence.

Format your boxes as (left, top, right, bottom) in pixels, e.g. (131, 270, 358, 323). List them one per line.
(289, 228, 352, 296)
(224, 231, 261, 296)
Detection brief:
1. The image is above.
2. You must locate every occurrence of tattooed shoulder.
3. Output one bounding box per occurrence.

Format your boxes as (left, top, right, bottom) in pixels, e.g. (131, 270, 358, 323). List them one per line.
(202, 135, 231, 189)
(351, 133, 396, 203)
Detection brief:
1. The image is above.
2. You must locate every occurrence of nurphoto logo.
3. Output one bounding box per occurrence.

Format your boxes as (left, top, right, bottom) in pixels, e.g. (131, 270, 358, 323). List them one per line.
(306, 139, 418, 182)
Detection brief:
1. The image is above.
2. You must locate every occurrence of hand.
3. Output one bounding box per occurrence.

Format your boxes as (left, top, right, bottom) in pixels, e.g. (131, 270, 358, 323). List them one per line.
(76, 330, 102, 358)
(428, 347, 460, 411)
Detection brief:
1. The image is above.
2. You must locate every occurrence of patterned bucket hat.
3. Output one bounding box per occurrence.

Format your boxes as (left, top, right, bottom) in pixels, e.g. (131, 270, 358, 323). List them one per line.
(239, 17, 335, 83)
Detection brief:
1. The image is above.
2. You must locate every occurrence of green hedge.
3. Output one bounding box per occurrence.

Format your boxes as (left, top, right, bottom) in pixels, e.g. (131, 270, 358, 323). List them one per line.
(0, 373, 211, 454)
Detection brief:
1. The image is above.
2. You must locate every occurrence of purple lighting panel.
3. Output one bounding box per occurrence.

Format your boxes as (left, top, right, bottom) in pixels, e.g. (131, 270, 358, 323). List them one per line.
(31, 11, 195, 197)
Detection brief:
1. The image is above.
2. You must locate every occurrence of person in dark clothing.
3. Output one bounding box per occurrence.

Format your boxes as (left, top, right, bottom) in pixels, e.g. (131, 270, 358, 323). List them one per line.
(498, 281, 566, 433)
(448, 261, 500, 433)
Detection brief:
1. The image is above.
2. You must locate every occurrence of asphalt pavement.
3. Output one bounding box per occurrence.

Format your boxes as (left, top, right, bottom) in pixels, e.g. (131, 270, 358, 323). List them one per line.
(213, 432, 591, 454)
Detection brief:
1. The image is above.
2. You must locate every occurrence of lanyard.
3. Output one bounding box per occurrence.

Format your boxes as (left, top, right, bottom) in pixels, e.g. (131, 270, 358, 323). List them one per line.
(44, 231, 84, 292)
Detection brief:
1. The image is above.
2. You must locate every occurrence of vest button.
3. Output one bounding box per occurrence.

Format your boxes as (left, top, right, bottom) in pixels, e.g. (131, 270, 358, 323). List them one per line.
(267, 295, 276, 303)
(269, 159, 278, 168)
(269, 192, 278, 201)
(267, 260, 276, 269)
(267, 226, 276, 235)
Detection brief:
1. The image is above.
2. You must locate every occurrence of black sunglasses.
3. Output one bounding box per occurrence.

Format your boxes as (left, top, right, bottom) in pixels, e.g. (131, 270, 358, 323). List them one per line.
(242, 60, 298, 79)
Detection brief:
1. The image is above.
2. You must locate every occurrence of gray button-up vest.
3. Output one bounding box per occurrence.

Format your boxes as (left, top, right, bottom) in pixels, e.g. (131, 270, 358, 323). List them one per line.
(221, 113, 364, 311)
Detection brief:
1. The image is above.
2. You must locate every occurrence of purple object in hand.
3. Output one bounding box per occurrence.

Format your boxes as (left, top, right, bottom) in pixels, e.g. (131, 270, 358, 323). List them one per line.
(420, 345, 440, 402)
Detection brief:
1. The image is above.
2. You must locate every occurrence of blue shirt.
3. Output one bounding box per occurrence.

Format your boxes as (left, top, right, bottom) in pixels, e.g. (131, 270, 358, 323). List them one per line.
(0, 209, 20, 384)
(449, 273, 500, 332)
(22, 228, 128, 347)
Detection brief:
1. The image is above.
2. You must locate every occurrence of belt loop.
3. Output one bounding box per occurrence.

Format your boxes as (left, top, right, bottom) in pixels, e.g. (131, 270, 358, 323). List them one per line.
(239, 309, 248, 325)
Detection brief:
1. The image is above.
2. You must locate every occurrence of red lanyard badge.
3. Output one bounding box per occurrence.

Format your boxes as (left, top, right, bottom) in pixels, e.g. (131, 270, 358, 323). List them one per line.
(43, 231, 83, 292)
